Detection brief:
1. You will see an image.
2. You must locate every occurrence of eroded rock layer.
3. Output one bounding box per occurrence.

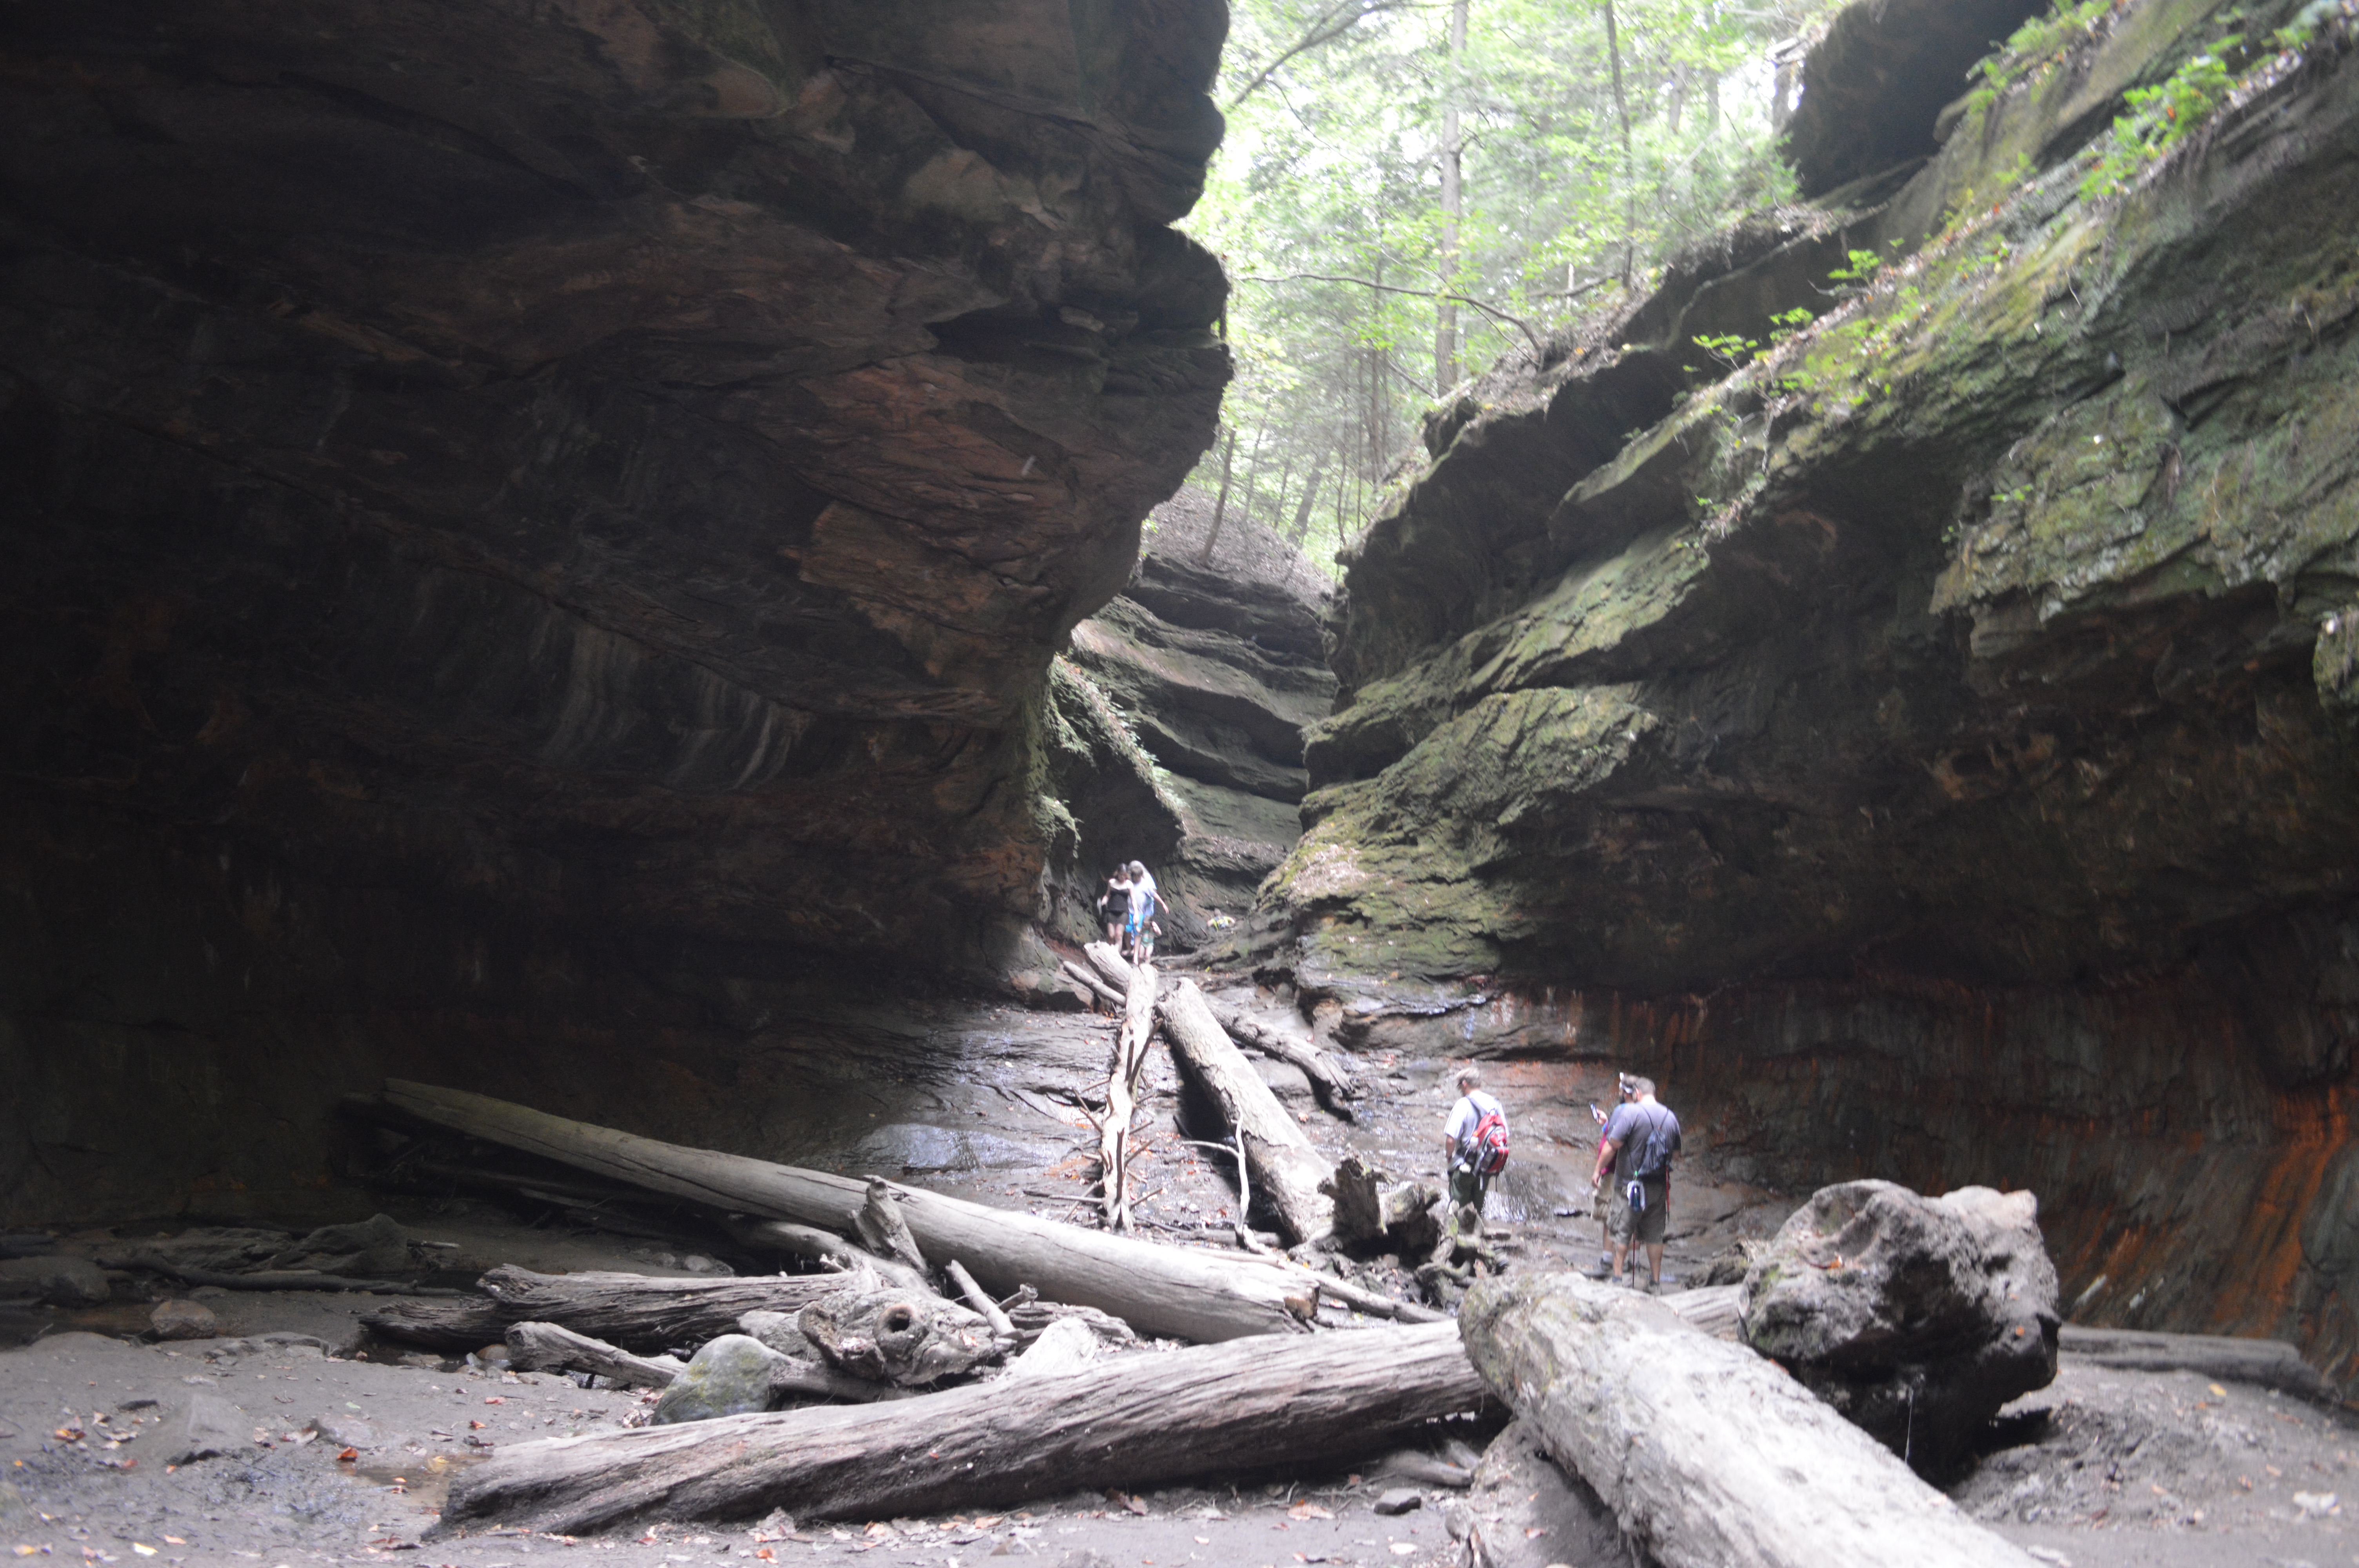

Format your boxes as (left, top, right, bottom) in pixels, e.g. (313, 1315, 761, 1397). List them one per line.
(0, 0, 1227, 1218)
(1259, 0, 2359, 1387)
(1054, 487, 1334, 949)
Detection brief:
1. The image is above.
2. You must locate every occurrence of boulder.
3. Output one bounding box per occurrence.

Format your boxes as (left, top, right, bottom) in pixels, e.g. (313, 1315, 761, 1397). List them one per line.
(650, 1335, 790, 1426)
(149, 1300, 221, 1341)
(306, 1413, 378, 1450)
(0, 1256, 109, 1307)
(737, 1309, 816, 1361)
(1740, 1181, 2059, 1474)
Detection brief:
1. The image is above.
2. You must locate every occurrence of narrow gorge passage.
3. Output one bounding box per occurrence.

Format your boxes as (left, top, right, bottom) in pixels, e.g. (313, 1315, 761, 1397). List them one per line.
(3, 0, 2357, 1565)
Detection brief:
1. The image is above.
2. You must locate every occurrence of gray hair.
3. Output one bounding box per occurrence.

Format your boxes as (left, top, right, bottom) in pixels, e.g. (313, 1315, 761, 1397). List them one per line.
(1630, 1075, 1657, 1098)
(1456, 1067, 1481, 1089)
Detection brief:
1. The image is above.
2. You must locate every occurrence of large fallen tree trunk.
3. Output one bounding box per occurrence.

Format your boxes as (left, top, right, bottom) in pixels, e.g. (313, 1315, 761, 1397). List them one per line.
(1157, 980, 1334, 1246)
(1209, 1000, 1358, 1111)
(2059, 1324, 2338, 1399)
(363, 1265, 848, 1352)
(1459, 1274, 2042, 1568)
(378, 1080, 1303, 1343)
(1094, 957, 1159, 1230)
(437, 1320, 1484, 1535)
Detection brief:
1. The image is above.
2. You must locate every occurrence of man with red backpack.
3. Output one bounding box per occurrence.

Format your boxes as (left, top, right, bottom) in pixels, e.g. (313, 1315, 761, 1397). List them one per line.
(1440, 1067, 1510, 1217)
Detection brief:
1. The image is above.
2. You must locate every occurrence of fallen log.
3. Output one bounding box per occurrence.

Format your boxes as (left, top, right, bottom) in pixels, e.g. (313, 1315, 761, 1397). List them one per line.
(943, 1260, 1015, 1341)
(114, 1254, 467, 1297)
(379, 1080, 1305, 1343)
(362, 1266, 848, 1352)
(720, 1218, 931, 1296)
(1660, 1283, 1743, 1340)
(505, 1322, 685, 1389)
(2059, 1325, 2338, 1399)
(1083, 940, 1136, 993)
(851, 1180, 929, 1276)
(437, 1319, 1486, 1535)
(1157, 980, 1335, 1246)
(1061, 960, 1123, 1010)
(1459, 1273, 2042, 1568)
(1209, 1000, 1359, 1111)
(1095, 959, 1160, 1230)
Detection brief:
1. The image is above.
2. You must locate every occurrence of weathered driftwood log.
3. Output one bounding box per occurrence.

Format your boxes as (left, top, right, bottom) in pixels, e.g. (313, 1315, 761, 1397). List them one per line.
(379, 1080, 1305, 1343)
(720, 1218, 931, 1296)
(851, 1180, 929, 1276)
(796, 1275, 997, 1387)
(115, 1253, 464, 1296)
(2059, 1325, 2338, 1399)
(1001, 1286, 1138, 1349)
(1209, 1000, 1359, 1110)
(1095, 958, 1160, 1230)
(1323, 1154, 1385, 1246)
(1157, 980, 1335, 1246)
(1061, 960, 1124, 1010)
(437, 1320, 1486, 1535)
(1082, 940, 1136, 993)
(1459, 1273, 2042, 1568)
(362, 1266, 847, 1352)
(1659, 1283, 1743, 1340)
(505, 1322, 685, 1389)
(943, 1259, 1015, 1341)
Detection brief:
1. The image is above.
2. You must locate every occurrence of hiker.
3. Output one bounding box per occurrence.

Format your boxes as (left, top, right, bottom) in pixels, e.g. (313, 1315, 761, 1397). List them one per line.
(1589, 1073, 1635, 1269)
(1097, 868, 1132, 950)
(1591, 1075, 1681, 1290)
(1125, 860, 1162, 965)
(1440, 1067, 1510, 1218)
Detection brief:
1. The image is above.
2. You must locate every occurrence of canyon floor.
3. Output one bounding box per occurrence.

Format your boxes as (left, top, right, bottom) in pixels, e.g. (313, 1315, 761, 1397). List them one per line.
(2, 986, 2351, 1568)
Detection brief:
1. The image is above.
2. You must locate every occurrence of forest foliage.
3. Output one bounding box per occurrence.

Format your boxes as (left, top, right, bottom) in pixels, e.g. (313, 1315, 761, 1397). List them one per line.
(1178, 0, 1849, 569)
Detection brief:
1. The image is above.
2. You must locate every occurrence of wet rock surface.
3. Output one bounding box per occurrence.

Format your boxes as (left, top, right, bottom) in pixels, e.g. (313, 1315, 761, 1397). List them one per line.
(1254, 0, 2359, 1392)
(1741, 1181, 2061, 1475)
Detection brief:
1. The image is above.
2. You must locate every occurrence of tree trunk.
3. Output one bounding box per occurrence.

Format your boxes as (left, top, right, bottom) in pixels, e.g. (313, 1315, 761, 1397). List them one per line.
(1096, 960, 1160, 1230)
(376, 1080, 1305, 1343)
(2059, 1325, 2337, 1399)
(1209, 1000, 1358, 1110)
(362, 1265, 848, 1353)
(1199, 424, 1238, 564)
(503, 1321, 685, 1389)
(1434, 0, 1469, 390)
(1600, 0, 1636, 284)
(1157, 980, 1335, 1246)
(1083, 939, 1136, 992)
(436, 1321, 1486, 1535)
(1458, 1274, 2043, 1568)
(720, 1218, 930, 1296)
(1288, 465, 1325, 544)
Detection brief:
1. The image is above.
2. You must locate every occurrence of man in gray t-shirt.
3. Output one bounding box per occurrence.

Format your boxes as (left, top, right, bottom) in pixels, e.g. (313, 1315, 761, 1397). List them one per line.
(1590, 1076, 1680, 1289)
(1440, 1068, 1505, 1215)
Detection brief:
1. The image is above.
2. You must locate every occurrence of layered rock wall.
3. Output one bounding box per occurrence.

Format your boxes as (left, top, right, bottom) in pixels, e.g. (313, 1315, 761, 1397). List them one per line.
(0, 0, 1228, 1219)
(1260, 0, 2359, 1388)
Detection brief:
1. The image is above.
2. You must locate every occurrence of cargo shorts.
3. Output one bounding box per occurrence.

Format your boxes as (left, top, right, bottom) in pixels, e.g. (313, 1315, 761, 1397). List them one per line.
(1608, 1176, 1668, 1246)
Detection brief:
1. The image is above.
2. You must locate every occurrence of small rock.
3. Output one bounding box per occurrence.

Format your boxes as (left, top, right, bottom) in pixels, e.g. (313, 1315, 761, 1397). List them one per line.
(167, 1392, 247, 1464)
(305, 1414, 377, 1449)
(0, 1256, 110, 1307)
(1003, 1317, 1100, 1383)
(738, 1310, 814, 1360)
(150, 1300, 221, 1341)
(652, 1334, 789, 1425)
(2292, 1490, 2339, 1519)
(1372, 1488, 1423, 1516)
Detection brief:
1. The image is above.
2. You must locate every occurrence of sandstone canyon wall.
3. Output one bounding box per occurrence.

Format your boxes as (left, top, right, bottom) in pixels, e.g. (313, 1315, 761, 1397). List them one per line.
(0, 0, 1229, 1221)
(1253, 0, 2359, 1390)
